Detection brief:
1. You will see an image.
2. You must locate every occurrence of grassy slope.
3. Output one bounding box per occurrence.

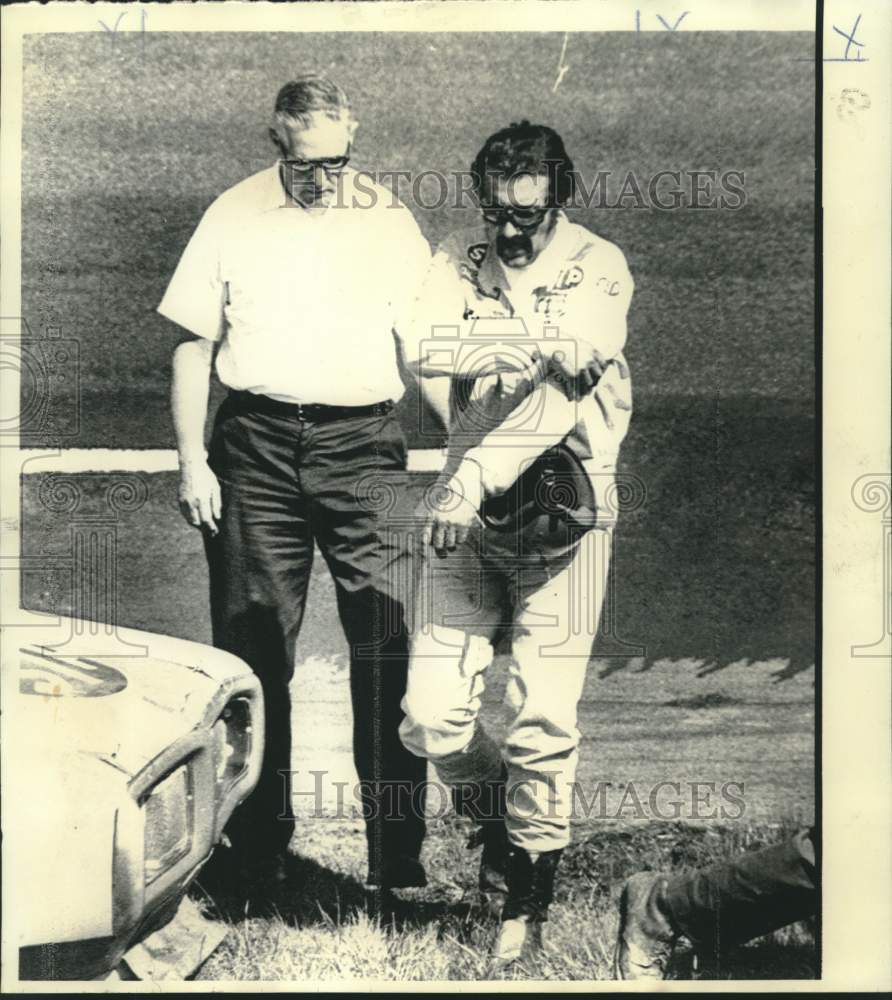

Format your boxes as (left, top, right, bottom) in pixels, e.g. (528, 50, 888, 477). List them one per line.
(190, 819, 815, 982)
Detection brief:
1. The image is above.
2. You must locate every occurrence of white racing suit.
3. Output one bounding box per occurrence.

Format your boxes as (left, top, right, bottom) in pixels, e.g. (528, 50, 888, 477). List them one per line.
(399, 212, 634, 852)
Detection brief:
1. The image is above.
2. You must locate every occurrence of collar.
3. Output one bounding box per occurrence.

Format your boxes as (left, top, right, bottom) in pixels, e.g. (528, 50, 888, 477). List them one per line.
(256, 163, 291, 213)
(257, 162, 357, 215)
(475, 245, 504, 300)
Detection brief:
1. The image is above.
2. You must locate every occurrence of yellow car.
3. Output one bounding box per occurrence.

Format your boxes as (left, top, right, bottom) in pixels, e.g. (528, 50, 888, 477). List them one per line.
(8, 617, 264, 981)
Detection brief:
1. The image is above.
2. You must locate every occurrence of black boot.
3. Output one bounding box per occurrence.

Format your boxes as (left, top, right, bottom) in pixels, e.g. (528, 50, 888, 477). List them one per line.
(465, 819, 510, 915)
(451, 767, 510, 913)
(492, 845, 563, 964)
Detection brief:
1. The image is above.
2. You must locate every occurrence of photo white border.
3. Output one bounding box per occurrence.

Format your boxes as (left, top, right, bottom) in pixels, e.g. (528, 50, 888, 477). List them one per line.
(1, 1, 889, 992)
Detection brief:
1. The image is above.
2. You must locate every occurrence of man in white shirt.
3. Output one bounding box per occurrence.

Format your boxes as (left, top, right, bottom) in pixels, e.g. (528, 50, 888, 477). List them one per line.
(160, 75, 430, 890)
(398, 121, 635, 961)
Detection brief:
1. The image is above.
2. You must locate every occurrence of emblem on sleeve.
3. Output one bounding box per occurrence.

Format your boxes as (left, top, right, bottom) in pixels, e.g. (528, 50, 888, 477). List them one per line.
(467, 242, 488, 267)
(534, 291, 568, 317)
(459, 262, 501, 302)
(459, 262, 479, 285)
(556, 265, 584, 289)
(596, 276, 622, 297)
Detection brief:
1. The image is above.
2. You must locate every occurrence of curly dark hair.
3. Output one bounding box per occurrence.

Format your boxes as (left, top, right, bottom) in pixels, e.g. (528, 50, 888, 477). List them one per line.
(470, 120, 576, 206)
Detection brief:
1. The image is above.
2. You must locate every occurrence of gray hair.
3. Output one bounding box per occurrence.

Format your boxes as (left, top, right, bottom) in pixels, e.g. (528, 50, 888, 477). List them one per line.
(272, 74, 355, 139)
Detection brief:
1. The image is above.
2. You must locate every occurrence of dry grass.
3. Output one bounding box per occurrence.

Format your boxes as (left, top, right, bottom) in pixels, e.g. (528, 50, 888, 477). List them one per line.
(192, 815, 816, 983)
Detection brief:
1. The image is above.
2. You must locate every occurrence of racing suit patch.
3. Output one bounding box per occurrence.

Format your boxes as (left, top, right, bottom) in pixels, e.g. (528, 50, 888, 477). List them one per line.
(467, 242, 488, 267)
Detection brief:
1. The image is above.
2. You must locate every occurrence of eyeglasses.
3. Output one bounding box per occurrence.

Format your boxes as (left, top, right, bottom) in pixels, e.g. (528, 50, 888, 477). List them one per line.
(281, 154, 350, 177)
(481, 204, 552, 232)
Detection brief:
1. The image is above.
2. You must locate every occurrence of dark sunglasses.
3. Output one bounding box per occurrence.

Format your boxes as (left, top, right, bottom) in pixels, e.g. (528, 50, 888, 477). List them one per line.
(481, 204, 552, 232)
(281, 153, 350, 176)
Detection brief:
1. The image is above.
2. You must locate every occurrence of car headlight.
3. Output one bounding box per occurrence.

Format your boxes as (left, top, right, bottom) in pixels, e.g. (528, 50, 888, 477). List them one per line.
(212, 697, 253, 790)
(141, 764, 193, 885)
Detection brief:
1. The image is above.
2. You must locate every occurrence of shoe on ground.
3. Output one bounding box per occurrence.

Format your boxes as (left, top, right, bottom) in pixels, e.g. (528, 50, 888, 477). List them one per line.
(490, 844, 561, 965)
(613, 872, 677, 980)
(491, 913, 544, 965)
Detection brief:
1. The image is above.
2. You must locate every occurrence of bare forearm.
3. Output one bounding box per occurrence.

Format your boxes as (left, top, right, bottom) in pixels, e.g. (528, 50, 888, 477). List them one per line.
(171, 337, 214, 463)
(170, 337, 222, 533)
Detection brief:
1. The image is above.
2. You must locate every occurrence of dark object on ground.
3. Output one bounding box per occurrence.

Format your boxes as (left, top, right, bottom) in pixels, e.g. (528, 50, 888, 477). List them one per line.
(614, 826, 818, 979)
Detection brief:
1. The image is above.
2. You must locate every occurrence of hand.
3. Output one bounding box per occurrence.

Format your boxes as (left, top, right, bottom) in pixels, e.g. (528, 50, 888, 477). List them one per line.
(547, 343, 612, 400)
(178, 457, 222, 535)
(421, 480, 481, 557)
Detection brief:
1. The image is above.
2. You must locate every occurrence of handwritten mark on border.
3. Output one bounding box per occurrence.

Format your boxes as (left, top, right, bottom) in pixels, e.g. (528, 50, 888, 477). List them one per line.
(552, 33, 570, 93)
(635, 10, 690, 32)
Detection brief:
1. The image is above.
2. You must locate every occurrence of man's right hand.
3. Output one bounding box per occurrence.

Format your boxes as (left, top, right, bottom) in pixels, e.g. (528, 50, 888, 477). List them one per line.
(546, 343, 612, 400)
(177, 457, 222, 535)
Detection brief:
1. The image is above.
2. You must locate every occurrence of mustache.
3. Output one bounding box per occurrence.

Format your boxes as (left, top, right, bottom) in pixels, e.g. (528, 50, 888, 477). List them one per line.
(496, 234, 533, 257)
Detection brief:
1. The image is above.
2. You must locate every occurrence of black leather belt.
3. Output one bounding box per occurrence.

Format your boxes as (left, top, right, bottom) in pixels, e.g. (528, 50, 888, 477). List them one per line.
(227, 390, 393, 422)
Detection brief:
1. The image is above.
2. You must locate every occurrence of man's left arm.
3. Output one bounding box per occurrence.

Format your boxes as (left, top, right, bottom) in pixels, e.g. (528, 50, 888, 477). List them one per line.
(539, 247, 634, 401)
(390, 203, 433, 334)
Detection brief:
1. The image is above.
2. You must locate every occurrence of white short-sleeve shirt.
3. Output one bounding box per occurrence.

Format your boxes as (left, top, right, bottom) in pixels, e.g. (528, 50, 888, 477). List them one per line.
(158, 165, 431, 405)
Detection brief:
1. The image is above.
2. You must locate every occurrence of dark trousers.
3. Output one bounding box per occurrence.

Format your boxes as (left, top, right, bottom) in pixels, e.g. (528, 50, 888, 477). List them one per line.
(664, 826, 818, 952)
(204, 391, 426, 876)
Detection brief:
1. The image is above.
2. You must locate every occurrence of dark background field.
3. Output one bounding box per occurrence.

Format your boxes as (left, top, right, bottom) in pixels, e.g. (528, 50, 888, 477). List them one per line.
(22, 31, 814, 431)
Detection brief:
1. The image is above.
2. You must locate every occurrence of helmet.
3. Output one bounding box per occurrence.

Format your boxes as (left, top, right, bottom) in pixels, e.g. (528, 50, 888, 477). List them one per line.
(479, 443, 597, 533)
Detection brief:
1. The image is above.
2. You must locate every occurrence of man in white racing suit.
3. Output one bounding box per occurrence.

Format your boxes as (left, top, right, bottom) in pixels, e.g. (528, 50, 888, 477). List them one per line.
(398, 121, 635, 962)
